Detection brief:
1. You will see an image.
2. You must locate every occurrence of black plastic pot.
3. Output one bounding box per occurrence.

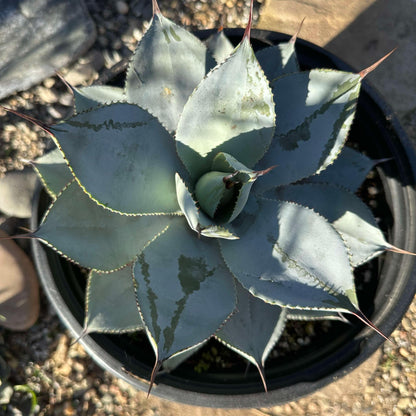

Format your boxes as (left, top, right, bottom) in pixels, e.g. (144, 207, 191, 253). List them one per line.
(30, 29, 416, 408)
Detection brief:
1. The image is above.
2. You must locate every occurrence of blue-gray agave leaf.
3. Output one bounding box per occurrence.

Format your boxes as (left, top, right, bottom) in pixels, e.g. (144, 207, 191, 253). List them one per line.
(50, 103, 182, 215)
(176, 35, 276, 180)
(205, 29, 235, 64)
(275, 182, 389, 266)
(162, 342, 207, 372)
(124, 3, 216, 132)
(216, 282, 287, 391)
(219, 197, 358, 312)
(256, 69, 361, 192)
(32, 147, 73, 199)
(84, 267, 144, 334)
(305, 146, 377, 192)
(73, 85, 126, 113)
(133, 217, 235, 363)
(34, 181, 175, 271)
(255, 38, 299, 81)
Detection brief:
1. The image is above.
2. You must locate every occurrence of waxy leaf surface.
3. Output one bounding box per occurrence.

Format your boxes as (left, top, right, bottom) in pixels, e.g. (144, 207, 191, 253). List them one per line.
(216, 282, 286, 389)
(85, 267, 144, 334)
(176, 37, 275, 179)
(256, 69, 361, 192)
(51, 103, 181, 215)
(205, 30, 235, 63)
(35, 181, 175, 271)
(125, 12, 215, 132)
(306, 146, 376, 192)
(74, 85, 125, 113)
(33, 147, 73, 198)
(255, 41, 299, 81)
(133, 217, 235, 361)
(276, 183, 388, 266)
(162, 342, 206, 372)
(220, 198, 358, 312)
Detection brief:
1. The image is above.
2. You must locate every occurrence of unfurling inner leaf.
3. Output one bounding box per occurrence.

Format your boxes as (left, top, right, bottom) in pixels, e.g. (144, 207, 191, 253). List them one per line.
(193, 152, 275, 223)
(195, 171, 237, 219)
(175, 173, 239, 239)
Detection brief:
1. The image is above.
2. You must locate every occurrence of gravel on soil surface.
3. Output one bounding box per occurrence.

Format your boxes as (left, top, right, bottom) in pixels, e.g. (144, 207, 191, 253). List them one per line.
(1, 1, 416, 415)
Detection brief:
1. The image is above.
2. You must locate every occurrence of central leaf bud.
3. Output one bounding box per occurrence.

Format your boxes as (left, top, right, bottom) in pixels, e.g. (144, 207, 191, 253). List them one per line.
(194, 171, 239, 220)
(192, 152, 276, 225)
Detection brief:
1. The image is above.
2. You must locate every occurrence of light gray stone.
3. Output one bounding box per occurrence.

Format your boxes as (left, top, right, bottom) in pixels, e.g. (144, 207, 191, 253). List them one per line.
(0, 168, 38, 218)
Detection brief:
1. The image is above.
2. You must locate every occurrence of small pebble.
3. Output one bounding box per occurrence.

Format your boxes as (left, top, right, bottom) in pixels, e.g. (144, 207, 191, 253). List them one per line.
(116, 1, 129, 15)
(397, 397, 412, 410)
(399, 347, 411, 358)
(390, 365, 401, 379)
(401, 317, 412, 331)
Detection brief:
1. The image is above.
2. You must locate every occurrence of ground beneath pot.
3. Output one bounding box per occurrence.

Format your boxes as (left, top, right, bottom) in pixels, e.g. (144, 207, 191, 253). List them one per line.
(1, 1, 416, 415)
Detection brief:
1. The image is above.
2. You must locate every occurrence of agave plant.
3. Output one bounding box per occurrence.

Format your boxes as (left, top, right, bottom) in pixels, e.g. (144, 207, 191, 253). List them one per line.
(6, 0, 410, 392)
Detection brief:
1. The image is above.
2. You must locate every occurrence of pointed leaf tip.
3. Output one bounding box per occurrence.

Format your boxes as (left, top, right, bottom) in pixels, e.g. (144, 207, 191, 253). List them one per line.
(0, 232, 34, 241)
(70, 328, 88, 346)
(0, 106, 52, 135)
(152, 0, 161, 15)
(359, 48, 396, 78)
(148, 360, 162, 397)
(353, 309, 392, 343)
(257, 364, 268, 393)
(388, 245, 416, 256)
(55, 72, 74, 95)
(218, 15, 225, 32)
(243, 0, 254, 40)
(254, 165, 277, 179)
(290, 17, 306, 44)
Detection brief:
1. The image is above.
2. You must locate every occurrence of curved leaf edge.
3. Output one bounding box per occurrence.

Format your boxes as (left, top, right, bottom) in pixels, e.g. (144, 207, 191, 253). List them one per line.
(215, 335, 268, 392)
(175, 36, 276, 176)
(34, 181, 176, 273)
(254, 69, 362, 193)
(83, 267, 145, 335)
(49, 102, 183, 217)
(73, 86, 127, 115)
(131, 240, 238, 370)
(31, 163, 70, 201)
(275, 181, 390, 267)
(219, 197, 359, 313)
(124, 11, 217, 134)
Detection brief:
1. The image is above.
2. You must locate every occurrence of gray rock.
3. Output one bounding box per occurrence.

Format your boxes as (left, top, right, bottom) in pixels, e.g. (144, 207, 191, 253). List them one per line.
(0, 0, 96, 100)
